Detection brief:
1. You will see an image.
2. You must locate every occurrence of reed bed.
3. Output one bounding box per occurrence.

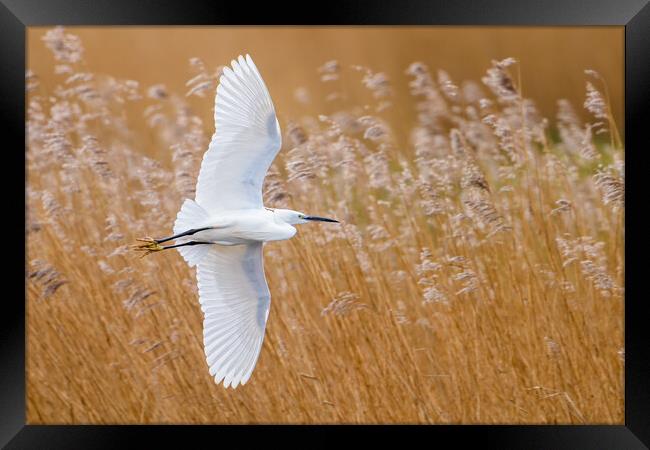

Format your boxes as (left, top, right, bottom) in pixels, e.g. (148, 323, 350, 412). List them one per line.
(26, 27, 624, 424)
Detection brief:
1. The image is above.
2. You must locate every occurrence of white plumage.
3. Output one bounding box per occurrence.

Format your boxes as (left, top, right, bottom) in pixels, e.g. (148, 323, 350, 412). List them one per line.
(197, 243, 269, 388)
(195, 54, 281, 212)
(190, 55, 278, 388)
(152, 54, 339, 388)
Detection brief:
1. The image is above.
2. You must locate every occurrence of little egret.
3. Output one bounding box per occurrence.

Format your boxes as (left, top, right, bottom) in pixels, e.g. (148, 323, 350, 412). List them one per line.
(134, 54, 339, 388)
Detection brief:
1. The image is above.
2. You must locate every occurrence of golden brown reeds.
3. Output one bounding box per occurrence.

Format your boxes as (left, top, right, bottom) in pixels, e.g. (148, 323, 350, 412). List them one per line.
(26, 29, 623, 424)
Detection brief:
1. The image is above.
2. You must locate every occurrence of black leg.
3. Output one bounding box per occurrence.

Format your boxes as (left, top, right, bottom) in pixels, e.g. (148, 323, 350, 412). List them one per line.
(161, 240, 213, 250)
(155, 227, 212, 244)
(132, 238, 212, 258)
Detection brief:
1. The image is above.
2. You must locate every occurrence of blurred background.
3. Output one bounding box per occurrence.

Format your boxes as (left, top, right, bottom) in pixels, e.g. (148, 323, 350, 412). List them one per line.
(28, 26, 623, 149)
(26, 26, 625, 424)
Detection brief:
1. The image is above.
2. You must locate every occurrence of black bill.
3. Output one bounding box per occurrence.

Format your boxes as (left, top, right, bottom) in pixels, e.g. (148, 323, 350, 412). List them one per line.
(304, 215, 339, 223)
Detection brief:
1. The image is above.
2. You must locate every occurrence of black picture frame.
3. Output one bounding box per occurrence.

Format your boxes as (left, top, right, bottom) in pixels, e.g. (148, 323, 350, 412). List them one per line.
(3, 0, 648, 448)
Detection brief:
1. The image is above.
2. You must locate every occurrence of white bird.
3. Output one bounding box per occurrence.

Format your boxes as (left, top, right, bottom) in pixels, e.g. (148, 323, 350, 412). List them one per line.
(134, 54, 339, 388)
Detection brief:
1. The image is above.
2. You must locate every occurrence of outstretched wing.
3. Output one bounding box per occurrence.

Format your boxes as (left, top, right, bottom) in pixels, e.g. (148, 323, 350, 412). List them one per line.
(196, 243, 270, 388)
(194, 54, 282, 213)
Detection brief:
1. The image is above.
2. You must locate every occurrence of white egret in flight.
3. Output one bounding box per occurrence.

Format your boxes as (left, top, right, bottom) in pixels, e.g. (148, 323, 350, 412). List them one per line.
(134, 55, 339, 388)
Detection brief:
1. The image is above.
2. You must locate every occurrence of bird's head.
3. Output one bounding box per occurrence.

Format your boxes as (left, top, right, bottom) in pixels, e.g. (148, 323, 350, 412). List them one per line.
(273, 208, 339, 225)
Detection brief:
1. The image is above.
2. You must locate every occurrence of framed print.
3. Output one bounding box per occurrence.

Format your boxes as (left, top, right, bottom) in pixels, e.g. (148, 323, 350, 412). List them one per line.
(2, 0, 648, 447)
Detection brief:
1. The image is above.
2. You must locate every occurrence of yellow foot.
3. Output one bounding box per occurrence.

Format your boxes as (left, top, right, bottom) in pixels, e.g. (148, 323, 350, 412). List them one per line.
(131, 237, 165, 258)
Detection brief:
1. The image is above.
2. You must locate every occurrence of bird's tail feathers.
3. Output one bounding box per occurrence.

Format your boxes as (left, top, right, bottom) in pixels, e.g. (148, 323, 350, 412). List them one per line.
(174, 199, 212, 267)
(174, 199, 210, 234)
